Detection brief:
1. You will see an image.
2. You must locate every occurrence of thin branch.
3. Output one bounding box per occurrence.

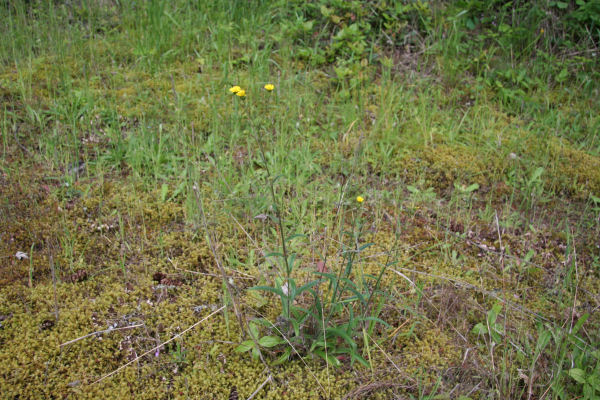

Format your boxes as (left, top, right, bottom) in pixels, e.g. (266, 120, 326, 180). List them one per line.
(60, 324, 144, 348)
(390, 267, 548, 322)
(91, 306, 224, 384)
(192, 183, 272, 375)
(50, 254, 59, 322)
(167, 257, 254, 280)
(364, 330, 408, 380)
(192, 183, 245, 332)
(246, 375, 272, 400)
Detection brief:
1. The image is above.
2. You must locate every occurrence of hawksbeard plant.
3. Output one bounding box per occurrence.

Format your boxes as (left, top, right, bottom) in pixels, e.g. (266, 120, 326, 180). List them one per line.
(228, 83, 393, 368)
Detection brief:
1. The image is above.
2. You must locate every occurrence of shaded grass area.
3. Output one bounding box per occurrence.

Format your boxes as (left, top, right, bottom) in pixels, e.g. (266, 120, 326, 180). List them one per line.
(1, 0, 599, 399)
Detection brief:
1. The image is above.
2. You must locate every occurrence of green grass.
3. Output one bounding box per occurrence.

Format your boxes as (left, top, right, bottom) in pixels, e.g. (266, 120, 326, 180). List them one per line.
(1, 0, 599, 399)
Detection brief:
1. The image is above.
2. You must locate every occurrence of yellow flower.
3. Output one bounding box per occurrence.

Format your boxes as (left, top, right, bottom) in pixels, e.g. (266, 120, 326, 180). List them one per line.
(236, 89, 246, 97)
(356, 196, 364, 203)
(229, 85, 241, 94)
(540, 28, 544, 34)
(264, 83, 275, 91)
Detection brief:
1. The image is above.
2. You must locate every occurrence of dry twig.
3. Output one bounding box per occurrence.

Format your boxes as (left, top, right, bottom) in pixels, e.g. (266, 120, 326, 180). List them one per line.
(92, 306, 224, 384)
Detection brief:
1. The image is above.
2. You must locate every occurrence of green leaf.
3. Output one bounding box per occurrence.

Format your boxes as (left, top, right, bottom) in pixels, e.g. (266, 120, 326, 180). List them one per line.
(320, 5, 332, 17)
(248, 285, 286, 299)
(490, 328, 502, 344)
(363, 273, 379, 281)
(247, 291, 268, 308)
(557, 67, 569, 83)
(264, 251, 284, 259)
(357, 316, 391, 328)
(326, 327, 356, 349)
(295, 280, 320, 296)
(555, 1, 568, 9)
(235, 340, 254, 353)
(290, 318, 300, 337)
(350, 350, 370, 368)
(258, 336, 285, 348)
(487, 303, 502, 326)
(313, 349, 341, 367)
(287, 253, 297, 273)
(272, 174, 285, 185)
(252, 318, 273, 329)
(248, 322, 259, 339)
(583, 383, 594, 399)
(568, 368, 587, 384)
(288, 278, 297, 299)
(314, 271, 338, 280)
(340, 282, 365, 303)
(588, 374, 600, 391)
(294, 304, 319, 323)
(472, 322, 487, 335)
(310, 339, 324, 353)
(465, 183, 479, 192)
(160, 183, 169, 202)
(302, 20, 314, 31)
(339, 277, 359, 289)
(536, 329, 551, 353)
(272, 347, 291, 366)
(285, 233, 306, 243)
(290, 304, 308, 317)
(572, 313, 590, 335)
(358, 242, 375, 251)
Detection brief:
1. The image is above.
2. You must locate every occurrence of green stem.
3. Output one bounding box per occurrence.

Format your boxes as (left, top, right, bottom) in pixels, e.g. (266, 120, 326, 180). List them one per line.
(245, 100, 292, 320)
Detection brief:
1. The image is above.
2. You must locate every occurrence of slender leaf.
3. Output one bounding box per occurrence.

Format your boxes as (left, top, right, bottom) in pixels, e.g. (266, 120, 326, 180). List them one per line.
(350, 350, 370, 368)
(285, 233, 306, 243)
(235, 340, 254, 353)
(272, 347, 291, 366)
(252, 318, 274, 329)
(327, 327, 356, 349)
(572, 313, 590, 335)
(296, 280, 320, 296)
(356, 316, 391, 328)
(313, 349, 341, 367)
(258, 336, 285, 348)
(287, 253, 297, 273)
(487, 303, 502, 326)
(358, 242, 374, 251)
(313, 271, 338, 282)
(290, 317, 300, 337)
(264, 252, 284, 259)
(248, 285, 286, 299)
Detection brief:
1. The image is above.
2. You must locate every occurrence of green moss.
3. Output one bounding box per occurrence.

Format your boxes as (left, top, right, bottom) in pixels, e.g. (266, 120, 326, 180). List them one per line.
(1, 6, 599, 397)
(392, 144, 505, 195)
(398, 326, 461, 379)
(546, 138, 600, 199)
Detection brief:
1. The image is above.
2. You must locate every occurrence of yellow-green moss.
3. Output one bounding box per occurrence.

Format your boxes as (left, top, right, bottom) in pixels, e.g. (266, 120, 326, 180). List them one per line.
(395, 143, 504, 193)
(547, 138, 600, 199)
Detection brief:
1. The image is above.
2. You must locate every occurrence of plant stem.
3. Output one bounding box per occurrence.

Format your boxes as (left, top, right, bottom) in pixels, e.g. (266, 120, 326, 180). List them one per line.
(246, 101, 292, 320)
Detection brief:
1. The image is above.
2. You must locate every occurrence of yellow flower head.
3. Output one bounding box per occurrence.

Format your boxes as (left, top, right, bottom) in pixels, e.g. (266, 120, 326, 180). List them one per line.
(229, 85, 241, 94)
(540, 28, 544, 34)
(236, 89, 246, 97)
(356, 196, 364, 203)
(264, 83, 275, 91)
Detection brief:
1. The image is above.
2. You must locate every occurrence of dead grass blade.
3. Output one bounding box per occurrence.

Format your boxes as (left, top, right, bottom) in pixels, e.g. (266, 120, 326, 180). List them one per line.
(91, 305, 225, 384)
